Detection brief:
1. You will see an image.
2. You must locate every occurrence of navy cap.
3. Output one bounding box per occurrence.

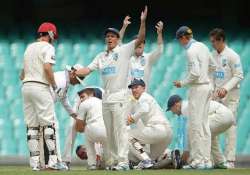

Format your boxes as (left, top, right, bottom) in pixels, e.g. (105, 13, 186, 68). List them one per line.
(93, 88, 103, 100)
(166, 95, 182, 111)
(104, 28, 120, 38)
(176, 26, 193, 39)
(78, 87, 103, 100)
(128, 79, 146, 89)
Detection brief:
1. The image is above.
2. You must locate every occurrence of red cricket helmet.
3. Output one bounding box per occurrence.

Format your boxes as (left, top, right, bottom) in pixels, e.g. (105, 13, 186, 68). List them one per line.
(37, 22, 58, 40)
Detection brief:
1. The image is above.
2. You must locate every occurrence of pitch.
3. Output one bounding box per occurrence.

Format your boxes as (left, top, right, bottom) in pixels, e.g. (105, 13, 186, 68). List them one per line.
(0, 166, 250, 175)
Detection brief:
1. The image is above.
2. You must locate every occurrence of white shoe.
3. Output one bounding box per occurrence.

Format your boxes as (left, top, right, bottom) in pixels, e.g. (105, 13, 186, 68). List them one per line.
(183, 162, 206, 170)
(32, 167, 40, 171)
(87, 165, 97, 170)
(226, 161, 235, 169)
(112, 162, 130, 171)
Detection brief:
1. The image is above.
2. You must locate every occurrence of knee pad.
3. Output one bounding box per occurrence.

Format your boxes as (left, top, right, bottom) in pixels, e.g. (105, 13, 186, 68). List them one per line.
(27, 127, 40, 157)
(43, 125, 57, 155)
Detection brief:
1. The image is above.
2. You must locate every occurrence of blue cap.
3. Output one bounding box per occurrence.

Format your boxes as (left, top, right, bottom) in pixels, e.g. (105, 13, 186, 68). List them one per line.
(77, 87, 103, 100)
(104, 28, 120, 38)
(166, 95, 182, 111)
(94, 88, 103, 99)
(128, 79, 146, 89)
(176, 26, 193, 39)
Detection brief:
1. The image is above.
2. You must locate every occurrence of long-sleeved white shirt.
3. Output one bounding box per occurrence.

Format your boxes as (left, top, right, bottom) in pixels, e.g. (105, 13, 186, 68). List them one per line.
(212, 45, 244, 92)
(181, 39, 213, 87)
(181, 100, 232, 118)
(128, 44, 163, 87)
(77, 97, 103, 125)
(52, 70, 74, 115)
(131, 92, 170, 126)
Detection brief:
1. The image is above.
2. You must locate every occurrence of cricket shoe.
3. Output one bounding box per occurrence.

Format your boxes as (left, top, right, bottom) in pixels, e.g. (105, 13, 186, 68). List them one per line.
(48, 162, 68, 170)
(112, 162, 130, 171)
(87, 165, 97, 170)
(214, 162, 228, 169)
(225, 161, 235, 169)
(32, 166, 40, 171)
(183, 161, 207, 170)
(171, 149, 182, 169)
(134, 159, 154, 170)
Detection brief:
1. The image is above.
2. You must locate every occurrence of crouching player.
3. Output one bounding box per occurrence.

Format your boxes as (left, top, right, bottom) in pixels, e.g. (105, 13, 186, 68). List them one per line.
(75, 87, 107, 170)
(127, 79, 173, 169)
(166, 95, 234, 169)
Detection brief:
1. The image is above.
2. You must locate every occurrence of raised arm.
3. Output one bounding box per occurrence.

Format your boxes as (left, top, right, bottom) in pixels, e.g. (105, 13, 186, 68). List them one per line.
(119, 15, 131, 43)
(135, 6, 148, 48)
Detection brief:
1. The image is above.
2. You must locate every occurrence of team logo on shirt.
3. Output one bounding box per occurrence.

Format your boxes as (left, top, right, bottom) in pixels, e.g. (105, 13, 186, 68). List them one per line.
(140, 58, 146, 66)
(222, 58, 227, 67)
(112, 53, 119, 61)
(51, 56, 55, 60)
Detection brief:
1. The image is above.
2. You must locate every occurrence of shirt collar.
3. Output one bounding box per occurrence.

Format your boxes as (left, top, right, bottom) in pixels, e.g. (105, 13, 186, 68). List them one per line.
(217, 45, 228, 56)
(105, 45, 119, 55)
(184, 39, 196, 50)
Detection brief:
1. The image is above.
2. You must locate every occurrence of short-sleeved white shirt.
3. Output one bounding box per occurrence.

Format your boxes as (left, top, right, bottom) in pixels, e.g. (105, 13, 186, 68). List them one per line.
(23, 41, 55, 84)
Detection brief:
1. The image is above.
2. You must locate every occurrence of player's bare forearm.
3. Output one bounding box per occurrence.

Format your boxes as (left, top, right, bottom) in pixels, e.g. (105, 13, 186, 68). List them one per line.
(119, 16, 131, 42)
(75, 67, 91, 77)
(44, 63, 56, 88)
(135, 6, 147, 48)
(156, 21, 164, 45)
(19, 69, 24, 80)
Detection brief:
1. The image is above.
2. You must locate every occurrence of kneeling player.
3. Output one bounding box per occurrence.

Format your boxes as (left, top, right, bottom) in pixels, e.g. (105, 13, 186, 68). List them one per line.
(127, 79, 173, 169)
(166, 95, 234, 169)
(75, 87, 107, 170)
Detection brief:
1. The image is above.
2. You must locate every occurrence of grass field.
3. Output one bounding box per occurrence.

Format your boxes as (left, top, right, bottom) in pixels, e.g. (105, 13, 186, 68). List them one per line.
(0, 166, 250, 175)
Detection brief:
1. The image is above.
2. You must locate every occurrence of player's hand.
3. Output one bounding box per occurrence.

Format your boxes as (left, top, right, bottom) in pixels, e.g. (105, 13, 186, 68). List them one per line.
(123, 16, 131, 26)
(127, 115, 135, 125)
(155, 21, 163, 34)
(140, 5, 148, 22)
(173, 81, 182, 88)
(75, 119, 85, 133)
(216, 88, 227, 98)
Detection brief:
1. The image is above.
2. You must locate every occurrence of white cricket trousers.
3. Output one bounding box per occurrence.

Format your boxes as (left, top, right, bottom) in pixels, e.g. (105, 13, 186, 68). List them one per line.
(102, 101, 129, 165)
(85, 121, 107, 166)
(209, 108, 234, 164)
(129, 123, 173, 160)
(222, 90, 239, 162)
(62, 118, 77, 163)
(187, 84, 212, 164)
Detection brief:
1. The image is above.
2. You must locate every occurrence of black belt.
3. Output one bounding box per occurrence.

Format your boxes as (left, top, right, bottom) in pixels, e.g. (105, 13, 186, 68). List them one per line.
(23, 81, 49, 86)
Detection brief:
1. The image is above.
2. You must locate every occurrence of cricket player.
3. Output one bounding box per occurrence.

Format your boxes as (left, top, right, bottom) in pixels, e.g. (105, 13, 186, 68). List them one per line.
(127, 79, 173, 169)
(167, 94, 234, 169)
(62, 87, 103, 169)
(74, 87, 107, 170)
(21, 22, 60, 170)
(209, 28, 244, 168)
(43, 64, 84, 168)
(75, 6, 148, 170)
(119, 17, 164, 87)
(173, 26, 213, 169)
(75, 144, 105, 169)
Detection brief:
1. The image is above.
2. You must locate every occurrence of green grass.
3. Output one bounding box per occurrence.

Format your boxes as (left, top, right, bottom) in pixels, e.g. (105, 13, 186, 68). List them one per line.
(0, 166, 250, 175)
